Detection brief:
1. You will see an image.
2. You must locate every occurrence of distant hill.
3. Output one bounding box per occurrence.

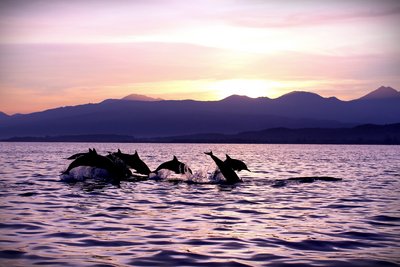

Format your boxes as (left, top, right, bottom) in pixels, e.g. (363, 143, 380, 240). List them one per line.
(152, 123, 400, 144)
(2, 134, 137, 143)
(359, 86, 400, 100)
(0, 112, 10, 123)
(0, 87, 399, 139)
(121, 94, 163, 101)
(3, 124, 399, 145)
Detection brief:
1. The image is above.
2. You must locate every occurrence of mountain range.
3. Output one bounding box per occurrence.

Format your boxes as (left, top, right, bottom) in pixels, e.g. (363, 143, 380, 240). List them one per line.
(0, 86, 399, 139)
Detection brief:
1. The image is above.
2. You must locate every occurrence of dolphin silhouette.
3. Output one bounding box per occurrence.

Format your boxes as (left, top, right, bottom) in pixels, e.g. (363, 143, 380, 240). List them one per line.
(155, 156, 192, 174)
(205, 151, 241, 184)
(224, 154, 250, 172)
(66, 148, 97, 160)
(106, 152, 133, 178)
(63, 149, 126, 180)
(111, 149, 151, 175)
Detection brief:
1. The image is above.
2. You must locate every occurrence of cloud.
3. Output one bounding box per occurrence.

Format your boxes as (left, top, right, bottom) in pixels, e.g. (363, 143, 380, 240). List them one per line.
(223, 2, 400, 28)
(1, 42, 399, 91)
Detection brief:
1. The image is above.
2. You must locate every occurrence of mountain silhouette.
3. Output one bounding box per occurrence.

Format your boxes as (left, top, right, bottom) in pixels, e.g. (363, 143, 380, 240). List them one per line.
(121, 94, 163, 101)
(277, 91, 326, 101)
(359, 86, 400, 100)
(0, 87, 399, 139)
(0, 111, 9, 119)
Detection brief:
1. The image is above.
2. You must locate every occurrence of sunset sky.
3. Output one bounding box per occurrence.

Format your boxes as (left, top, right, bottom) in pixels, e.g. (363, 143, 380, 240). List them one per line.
(0, 0, 399, 114)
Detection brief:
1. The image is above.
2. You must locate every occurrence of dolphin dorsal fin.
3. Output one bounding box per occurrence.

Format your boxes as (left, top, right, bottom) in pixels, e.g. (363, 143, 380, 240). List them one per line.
(118, 149, 121, 153)
(89, 148, 92, 153)
(173, 155, 178, 161)
(226, 154, 231, 159)
(134, 150, 138, 155)
(92, 148, 97, 154)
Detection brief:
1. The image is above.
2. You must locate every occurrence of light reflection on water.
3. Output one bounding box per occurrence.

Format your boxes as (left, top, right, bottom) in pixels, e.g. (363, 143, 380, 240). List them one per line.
(0, 142, 399, 267)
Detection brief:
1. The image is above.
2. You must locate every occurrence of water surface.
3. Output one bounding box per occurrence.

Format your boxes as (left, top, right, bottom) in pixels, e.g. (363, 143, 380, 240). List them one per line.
(1, 143, 399, 266)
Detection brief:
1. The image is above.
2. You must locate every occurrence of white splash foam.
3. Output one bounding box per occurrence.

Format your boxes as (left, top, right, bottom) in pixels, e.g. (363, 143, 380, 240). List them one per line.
(60, 166, 111, 182)
(148, 163, 227, 184)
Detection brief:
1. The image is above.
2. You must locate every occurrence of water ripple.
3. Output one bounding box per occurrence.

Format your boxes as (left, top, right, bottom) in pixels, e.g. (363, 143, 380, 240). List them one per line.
(1, 143, 400, 267)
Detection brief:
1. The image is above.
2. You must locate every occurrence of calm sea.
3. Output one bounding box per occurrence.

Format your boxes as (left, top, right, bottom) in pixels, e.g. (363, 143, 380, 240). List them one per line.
(0, 142, 399, 267)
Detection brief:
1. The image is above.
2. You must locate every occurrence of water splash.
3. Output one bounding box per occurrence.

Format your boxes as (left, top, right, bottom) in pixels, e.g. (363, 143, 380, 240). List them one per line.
(149, 163, 229, 184)
(60, 166, 112, 182)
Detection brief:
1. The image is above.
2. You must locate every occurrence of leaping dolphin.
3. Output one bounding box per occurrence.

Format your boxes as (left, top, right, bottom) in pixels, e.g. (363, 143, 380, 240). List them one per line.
(155, 156, 192, 175)
(62, 149, 126, 180)
(205, 151, 241, 184)
(224, 154, 250, 172)
(66, 148, 97, 160)
(106, 152, 133, 178)
(111, 149, 151, 175)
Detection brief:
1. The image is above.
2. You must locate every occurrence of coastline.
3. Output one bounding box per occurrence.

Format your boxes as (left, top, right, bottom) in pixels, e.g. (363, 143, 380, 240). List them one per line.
(2, 123, 399, 145)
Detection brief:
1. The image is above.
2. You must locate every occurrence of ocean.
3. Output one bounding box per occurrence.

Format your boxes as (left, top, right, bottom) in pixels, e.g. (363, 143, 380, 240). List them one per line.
(0, 142, 399, 266)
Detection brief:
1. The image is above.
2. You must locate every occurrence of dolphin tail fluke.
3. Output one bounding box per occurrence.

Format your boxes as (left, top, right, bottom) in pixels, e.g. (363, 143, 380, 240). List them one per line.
(204, 151, 213, 156)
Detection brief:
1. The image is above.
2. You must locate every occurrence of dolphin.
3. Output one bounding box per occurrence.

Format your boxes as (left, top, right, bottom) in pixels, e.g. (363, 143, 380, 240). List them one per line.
(62, 149, 126, 180)
(106, 153, 133, 178)
(224, 154, 250, 172)
(66, 148, 97, 160)
(110, 149, 151, 175)
(155, 156, 192, 174)
(205, 151, 241, 184)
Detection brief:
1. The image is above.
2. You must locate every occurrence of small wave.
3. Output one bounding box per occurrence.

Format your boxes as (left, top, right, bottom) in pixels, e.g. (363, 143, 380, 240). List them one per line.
(271, 176, 342, 187)
(106, 206, 137, 211)
(166, 200, 221, 207)
(370, 215, 400, 222)
(314, 259, 400, 267)
(235, 209, 266, 215)
(338, 197, 371, 203)
(250, 253, 285, 262)
(18, 192, 39, 197)
(365, 215, 400, 227)
(323, 204, 364, 209)
(88, 226, 130, 232)
(57, 239, 137, 247)
(45, 232, 91, 239)
(0, 222, 43, 230)
(0, 250, 25, 259)
(328, 231, 392, 241)
(273, 238, 380, 251)
(128, 249, 257, 267)
(89, 212, 127, 219)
